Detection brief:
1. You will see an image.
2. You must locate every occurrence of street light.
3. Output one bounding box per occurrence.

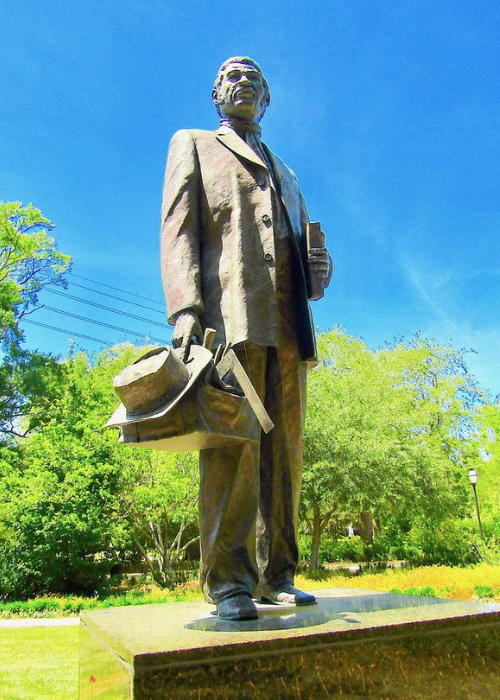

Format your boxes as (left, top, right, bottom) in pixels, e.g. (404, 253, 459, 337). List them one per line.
(468, 469, 484, 540)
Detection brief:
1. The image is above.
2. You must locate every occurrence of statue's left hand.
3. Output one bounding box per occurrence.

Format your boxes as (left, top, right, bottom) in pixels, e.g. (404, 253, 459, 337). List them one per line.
(308, 247, 331, 279)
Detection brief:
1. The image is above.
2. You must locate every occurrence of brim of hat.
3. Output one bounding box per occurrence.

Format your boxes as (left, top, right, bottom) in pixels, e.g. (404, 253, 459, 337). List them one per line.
(105, 344, 213, 428)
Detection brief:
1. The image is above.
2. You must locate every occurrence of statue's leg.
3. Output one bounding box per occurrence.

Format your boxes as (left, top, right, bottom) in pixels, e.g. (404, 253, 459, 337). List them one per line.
(256, 342, 307, 593)
(198, 343, 267, 605)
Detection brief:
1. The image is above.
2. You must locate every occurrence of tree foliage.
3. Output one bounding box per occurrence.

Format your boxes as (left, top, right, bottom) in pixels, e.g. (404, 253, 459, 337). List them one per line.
(0, 344, 201, 598)
(301, 328, 486, 568)
(0, 347, 66, 442)
(124, 450, 200, 588)
(0, 347, 132, 597)
(0, 202, 71, 444)
(0, 202, 70, 347)
(474, 403, 500, 542)
(0, 201, 197, 595)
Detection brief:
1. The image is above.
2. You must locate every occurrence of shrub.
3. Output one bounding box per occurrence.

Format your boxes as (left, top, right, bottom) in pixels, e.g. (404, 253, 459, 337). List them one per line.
(403, 586, 436, 597)
(0, 455, 126, 599)
(330, 536, 366, 562)
(474, 585, 495, 599)
(402, 518, 480, 567)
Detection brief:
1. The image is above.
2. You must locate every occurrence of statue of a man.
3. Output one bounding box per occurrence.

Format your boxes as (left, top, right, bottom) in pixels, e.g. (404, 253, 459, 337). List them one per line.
(161, 57, 332, 620)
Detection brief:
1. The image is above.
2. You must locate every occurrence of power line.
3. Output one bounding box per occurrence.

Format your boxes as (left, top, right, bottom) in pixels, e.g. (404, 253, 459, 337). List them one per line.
(66, 280, 166, 316)
(44, 288, 170, 329)
(68, 272, 165, 307)
(43, 306, 168, 344)
(22, 318, 114, 346)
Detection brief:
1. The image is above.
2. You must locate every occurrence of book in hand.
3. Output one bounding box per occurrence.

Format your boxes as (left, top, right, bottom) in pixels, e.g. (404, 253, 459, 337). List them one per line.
(306, 221, 327, 301)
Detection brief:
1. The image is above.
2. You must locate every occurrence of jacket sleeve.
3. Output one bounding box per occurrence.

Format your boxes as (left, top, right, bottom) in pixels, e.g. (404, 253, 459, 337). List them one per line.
(160, 130, 204, 325)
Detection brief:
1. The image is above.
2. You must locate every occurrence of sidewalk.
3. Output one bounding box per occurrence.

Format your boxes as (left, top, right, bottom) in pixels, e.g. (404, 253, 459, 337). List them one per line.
(323, 560, 406, 573)
(0, 617, 80, 628)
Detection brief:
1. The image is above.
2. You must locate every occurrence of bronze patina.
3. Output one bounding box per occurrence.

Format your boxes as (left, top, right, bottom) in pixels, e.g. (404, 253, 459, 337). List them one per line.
(161, 56, 332, 620)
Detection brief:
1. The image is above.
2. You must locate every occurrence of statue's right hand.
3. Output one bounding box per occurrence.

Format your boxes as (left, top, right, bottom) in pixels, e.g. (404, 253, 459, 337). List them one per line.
(172, 311, 203, 361)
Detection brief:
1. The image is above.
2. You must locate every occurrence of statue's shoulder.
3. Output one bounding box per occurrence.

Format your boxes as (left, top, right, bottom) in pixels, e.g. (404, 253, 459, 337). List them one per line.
(264, 144, 299, 185)
(170, 128, 217, 144)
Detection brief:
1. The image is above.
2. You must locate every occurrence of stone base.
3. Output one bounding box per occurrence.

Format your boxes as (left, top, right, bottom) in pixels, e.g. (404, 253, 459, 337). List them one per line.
(79, 588, 500, 698)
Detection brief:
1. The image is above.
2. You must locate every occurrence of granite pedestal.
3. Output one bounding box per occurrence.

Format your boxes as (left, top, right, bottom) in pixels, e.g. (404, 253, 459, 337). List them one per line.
(80, 587, 500, 698)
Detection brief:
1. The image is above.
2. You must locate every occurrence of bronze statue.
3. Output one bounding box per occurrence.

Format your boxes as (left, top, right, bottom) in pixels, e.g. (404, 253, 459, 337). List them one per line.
(161, 57, 332, 620)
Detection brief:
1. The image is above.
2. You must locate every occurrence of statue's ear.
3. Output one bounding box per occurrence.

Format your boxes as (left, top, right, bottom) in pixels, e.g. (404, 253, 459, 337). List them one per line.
(211, 88, 219, 105)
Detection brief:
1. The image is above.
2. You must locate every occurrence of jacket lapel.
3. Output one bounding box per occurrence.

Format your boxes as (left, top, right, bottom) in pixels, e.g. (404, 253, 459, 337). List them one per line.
(215, 128, 299, 233)
(216, 126, 268, 171)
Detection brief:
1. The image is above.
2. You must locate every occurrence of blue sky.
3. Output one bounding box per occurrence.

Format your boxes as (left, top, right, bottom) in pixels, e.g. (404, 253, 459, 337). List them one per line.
(1, 0, 499, 396)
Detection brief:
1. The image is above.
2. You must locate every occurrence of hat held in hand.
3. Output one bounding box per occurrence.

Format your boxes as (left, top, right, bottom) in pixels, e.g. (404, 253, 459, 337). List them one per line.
(106, 344, 213, 428)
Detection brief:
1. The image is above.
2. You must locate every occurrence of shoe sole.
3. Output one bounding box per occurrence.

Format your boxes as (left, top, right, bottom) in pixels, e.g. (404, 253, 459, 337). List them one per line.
(260, 596, 317, 606)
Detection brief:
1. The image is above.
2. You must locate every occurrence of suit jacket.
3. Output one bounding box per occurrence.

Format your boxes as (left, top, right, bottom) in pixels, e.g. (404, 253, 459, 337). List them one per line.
(160, 125, 317, 362)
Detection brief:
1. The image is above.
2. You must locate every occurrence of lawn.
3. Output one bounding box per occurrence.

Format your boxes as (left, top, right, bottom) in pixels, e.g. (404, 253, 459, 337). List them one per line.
(0, 626, 79, 700)
(297, 563, 500, 601)
(1, 564, 500, 621)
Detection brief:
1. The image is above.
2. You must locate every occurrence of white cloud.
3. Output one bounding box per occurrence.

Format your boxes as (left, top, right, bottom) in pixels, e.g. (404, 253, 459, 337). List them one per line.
(398, 252, 500, 397)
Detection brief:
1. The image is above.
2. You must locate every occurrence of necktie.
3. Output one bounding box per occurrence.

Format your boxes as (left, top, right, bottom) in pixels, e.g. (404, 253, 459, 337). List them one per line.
(245, 131, 268, 166)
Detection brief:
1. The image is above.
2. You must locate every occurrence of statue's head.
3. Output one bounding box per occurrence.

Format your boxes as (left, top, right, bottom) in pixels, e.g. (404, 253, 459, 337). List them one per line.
(212, 57, 270, 123)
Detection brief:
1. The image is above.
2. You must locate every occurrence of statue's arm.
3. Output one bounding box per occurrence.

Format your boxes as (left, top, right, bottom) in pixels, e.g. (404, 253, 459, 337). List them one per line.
(160, 130, 204, 356)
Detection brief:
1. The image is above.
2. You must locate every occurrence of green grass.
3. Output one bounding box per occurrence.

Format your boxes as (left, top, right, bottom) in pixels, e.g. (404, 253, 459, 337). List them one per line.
(296, 563, 500, 601)
(3, 563, 500, 621)
(2, 563, 500, 622)
(0, 626, 79, 700)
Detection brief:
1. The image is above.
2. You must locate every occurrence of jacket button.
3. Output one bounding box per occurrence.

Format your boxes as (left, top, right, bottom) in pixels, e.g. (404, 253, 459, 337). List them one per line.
(262, 214, 272, 224)
(258, 179, 266, 188)
(264, 253, 273, 261)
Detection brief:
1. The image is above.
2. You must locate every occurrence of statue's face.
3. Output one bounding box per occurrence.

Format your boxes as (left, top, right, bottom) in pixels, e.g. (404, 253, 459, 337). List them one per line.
(214, 62, 267, 121)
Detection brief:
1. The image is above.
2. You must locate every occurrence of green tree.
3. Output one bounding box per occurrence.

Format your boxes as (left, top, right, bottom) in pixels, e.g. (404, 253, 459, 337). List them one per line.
(124, 450, 199, 588)
(0, 347, 134, 597)
(0, 202, 71, 443)
(301, 328, 484, 568)
(378, 334, 487, 559)
(0, 202, 70, 346)
(0, 343, 201, 597)
(0, 348, 66, 442)
(474, 403, 500, 540)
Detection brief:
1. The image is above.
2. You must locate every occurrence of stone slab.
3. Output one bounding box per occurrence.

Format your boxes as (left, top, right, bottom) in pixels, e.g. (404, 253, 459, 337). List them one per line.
(80, 587, 500, 698)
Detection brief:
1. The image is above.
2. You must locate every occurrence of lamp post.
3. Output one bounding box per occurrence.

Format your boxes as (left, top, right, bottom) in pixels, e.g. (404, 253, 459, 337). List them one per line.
(468, 469, 484, 540)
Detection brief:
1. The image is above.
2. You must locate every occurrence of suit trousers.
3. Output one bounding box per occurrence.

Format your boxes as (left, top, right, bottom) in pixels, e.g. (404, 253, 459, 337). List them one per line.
(199, 232, 307, 603)
(199, 341, 307, 603)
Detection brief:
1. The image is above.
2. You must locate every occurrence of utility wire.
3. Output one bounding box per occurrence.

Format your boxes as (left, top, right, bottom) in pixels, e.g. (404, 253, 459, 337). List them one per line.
(66, 280, 166, 316)
(67, 272, 165, 307)
(44, 288, 170, 329)
(22, 319, 114, 346)
(43, 306, 168, 344)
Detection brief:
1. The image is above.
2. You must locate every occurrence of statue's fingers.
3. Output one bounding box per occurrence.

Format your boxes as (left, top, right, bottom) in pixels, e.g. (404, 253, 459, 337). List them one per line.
(180, 337, 191, 362)
(309, 260, 329, 269)
(308, 247, 328, 256)
(193, 321, 204, 343)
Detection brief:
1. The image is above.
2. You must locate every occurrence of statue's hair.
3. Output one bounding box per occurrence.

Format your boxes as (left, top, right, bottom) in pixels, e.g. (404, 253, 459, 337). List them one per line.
(212, 56, 271, 120)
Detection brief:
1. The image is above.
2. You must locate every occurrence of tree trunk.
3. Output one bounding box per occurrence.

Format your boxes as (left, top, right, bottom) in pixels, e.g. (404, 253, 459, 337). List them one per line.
(358, 509, 376, 544)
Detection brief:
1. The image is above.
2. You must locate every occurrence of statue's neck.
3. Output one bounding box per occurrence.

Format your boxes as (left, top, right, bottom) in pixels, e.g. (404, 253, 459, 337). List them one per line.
(220, 116, 262, 137)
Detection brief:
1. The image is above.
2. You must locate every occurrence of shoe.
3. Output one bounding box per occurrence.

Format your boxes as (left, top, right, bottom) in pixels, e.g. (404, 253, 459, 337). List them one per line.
(216, 594, 258, 620)
(261, 585, 316, 606)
